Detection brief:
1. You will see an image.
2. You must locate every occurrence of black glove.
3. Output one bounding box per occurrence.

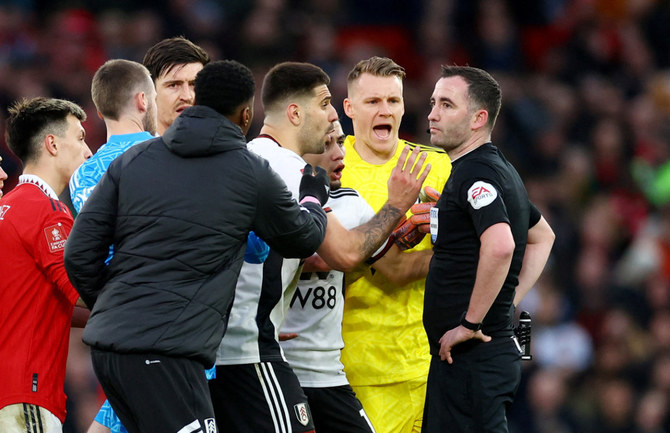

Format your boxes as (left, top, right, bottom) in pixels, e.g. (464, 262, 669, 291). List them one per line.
(299, 164, 330, 206)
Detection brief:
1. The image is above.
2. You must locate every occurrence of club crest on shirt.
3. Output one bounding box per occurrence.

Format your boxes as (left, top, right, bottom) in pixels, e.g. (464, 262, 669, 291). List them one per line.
(204, 418, 217, 433)
(467, 181, 497, 209)
(44, 222, 68, 253)
(294, 403, 310, 426)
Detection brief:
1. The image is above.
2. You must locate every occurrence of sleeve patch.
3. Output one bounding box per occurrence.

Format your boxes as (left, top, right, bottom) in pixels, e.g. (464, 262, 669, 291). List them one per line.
(44, 222, 69, 253)
(467, 181, 497, 209)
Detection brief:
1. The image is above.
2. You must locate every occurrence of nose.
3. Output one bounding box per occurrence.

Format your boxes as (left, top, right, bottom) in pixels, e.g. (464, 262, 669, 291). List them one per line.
(181, 83, 195, 103)
(333, 143, 345, 161)
(427, 104, 439, 122)
(379, 101, 392, 116)
(83, 143, 93, 160)
(327, 103, 338, 123)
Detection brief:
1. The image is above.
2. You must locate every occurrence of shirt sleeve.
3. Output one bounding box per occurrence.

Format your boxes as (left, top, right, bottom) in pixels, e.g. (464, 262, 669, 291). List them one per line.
(459, 164, 510, 237)
(36, 205, 80, 305)
(64, 167, 119, 308)
(252, 160, 327, 259)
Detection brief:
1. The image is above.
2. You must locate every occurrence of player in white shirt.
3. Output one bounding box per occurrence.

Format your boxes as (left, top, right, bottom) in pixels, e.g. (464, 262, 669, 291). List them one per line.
(209, 62, 429, 433)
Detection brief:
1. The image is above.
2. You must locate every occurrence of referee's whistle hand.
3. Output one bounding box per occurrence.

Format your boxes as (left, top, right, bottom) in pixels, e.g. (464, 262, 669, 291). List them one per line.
(438, 327, 492, 364)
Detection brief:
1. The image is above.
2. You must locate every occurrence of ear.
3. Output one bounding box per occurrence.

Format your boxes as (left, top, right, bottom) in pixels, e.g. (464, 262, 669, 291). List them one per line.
(242, 106, 252, 127)
(136, 91, 148, 114)
(343, 98, 354, 119)
(471, 109, 488, 130)
(287, 103, 301, 126)
(44, 134, 58, 156)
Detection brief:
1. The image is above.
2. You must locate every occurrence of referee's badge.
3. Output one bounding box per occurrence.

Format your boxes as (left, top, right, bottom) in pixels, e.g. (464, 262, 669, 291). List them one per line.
(430, 206, 439, 243)
(294, 403, 310, 426)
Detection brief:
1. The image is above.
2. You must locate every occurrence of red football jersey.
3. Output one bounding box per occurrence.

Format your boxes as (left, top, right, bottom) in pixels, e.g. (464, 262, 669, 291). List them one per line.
(0, 176, 79, 422)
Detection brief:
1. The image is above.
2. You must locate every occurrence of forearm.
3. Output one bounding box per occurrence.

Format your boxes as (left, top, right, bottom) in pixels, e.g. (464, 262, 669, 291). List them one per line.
(318, 202, 404, 271)
(514, 217, 555, 306)
(373, 246, 433, 286)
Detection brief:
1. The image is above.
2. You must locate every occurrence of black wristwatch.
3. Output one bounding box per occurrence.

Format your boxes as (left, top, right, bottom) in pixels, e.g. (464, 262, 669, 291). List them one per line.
(460, 312, 482, 332)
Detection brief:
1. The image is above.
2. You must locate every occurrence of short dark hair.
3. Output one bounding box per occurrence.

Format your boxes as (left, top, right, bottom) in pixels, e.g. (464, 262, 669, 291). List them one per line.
(142, 36, 210, 82)
(91, 59, 153, 120)
(194, 60, 255, 116)
(347, 56, 406, 85)
(5, 97, 86, 164)
(440, 65, 501, 130)
(261, 62, 330, 111)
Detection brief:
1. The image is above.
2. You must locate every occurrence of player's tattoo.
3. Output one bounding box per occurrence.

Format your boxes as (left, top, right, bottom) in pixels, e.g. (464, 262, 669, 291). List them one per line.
(352, 203, 404, 258)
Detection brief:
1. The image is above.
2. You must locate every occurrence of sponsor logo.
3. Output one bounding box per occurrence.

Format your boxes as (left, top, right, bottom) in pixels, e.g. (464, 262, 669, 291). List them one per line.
(0, 205, 10, 220)
(467, 181, 497, 209)
(145, 359, 161, 364)
(204, 418, 217, 433)
(44, 223, 68, 253)
(294, 403, 310, 426)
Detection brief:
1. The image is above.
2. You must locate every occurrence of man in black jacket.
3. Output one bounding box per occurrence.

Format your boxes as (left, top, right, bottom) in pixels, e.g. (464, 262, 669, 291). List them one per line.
(64, 60, 329, 433)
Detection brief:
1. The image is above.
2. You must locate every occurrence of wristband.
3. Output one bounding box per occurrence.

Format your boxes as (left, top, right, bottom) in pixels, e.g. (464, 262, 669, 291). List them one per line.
(460, 312, 482, 332)
(299, 196, 321, 206)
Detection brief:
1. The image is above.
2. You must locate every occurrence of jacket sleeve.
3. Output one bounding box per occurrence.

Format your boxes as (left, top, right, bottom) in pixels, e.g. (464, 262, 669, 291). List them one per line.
(64, 167, 119, 309)
(252, 162, 327, 259)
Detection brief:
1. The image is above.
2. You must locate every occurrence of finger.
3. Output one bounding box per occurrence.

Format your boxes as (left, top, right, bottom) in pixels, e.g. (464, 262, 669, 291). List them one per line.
(278, 332, 298, 341)
(303, 163, 314, 176)
(423, 186, 441, 202)
(396, 145, 411, 171)
(404, 146, 421, 173)
(410, 202, 435, 215)
(409, 151, 428, 177)
(417, 162, 432, 184)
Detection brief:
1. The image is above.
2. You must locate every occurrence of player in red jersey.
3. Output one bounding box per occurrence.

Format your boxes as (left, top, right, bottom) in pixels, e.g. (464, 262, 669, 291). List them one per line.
(0, 97, 92, 433)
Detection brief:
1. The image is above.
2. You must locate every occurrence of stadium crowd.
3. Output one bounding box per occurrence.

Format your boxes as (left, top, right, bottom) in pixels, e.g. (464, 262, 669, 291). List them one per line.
(1, 0, 670, 432)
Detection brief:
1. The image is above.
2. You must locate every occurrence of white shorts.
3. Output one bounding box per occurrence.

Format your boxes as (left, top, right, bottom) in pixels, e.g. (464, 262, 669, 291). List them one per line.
(0, 403, 62, 433)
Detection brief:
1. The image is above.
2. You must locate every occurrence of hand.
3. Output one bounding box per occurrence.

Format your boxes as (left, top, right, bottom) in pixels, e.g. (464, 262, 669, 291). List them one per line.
(387, 146, 431, 213)
(392, 216, 426, 250)
(299, 164, 330, 206)
(409, 186, 442, 234)
(438, 326, 491, 364)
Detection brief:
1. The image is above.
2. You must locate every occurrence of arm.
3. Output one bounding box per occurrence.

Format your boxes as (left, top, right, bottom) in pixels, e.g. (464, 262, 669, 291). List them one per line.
(372, 246, 433, 286)
(317, 146, 431, 271)
(254, 163, 327, 259)
(64, 170, 119, 309)
(438, 223, 515, 363)
(513, 216, 555, 306)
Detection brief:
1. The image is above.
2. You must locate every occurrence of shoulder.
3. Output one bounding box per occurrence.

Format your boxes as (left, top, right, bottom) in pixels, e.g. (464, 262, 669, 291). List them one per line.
(401, 139, 447, 155)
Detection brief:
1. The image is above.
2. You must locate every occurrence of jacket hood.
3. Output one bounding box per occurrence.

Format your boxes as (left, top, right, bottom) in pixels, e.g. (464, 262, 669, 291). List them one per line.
(163, 105, 247, 157)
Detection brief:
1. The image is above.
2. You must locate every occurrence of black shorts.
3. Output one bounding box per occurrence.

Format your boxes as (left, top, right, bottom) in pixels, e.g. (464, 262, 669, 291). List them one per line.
(209, 361, 314, 433)
(422, 337, 522, 433)
(90, 349, 217, 433)
(303, 385, 377, 433)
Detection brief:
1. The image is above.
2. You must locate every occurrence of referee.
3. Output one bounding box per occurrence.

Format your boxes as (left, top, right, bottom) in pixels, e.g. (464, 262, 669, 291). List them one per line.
(420, 65, 555, 433)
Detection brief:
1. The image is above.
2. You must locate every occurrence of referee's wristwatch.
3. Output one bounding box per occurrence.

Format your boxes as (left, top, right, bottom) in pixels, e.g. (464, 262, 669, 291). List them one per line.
(460, 312, 482, 332)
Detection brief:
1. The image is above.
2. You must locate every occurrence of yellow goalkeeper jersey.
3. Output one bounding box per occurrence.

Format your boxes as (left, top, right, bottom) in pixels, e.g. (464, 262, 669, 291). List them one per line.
(340, 136, 452, 385)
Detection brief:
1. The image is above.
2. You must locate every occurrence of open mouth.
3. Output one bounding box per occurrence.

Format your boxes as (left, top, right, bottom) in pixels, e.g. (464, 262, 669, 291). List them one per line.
(373, 124, 392, 140)
(332, 164, 344, 179)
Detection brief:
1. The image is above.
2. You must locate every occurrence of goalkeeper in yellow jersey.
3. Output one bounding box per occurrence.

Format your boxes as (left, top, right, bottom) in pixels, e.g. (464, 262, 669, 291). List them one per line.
(340, 56, 452, 433)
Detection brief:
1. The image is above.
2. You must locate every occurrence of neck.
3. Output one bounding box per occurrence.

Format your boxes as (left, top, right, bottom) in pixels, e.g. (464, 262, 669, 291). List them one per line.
(352, 139, 397, 164)
(105, 117, 145, 141)
(448, 133, 491, 161)
(22, 164, 65, 196)
(259, 124, 303, 156)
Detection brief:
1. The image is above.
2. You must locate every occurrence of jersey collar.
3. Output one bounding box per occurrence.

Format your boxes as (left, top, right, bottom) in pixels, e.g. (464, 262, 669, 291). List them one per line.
(18, 174, 59, 200)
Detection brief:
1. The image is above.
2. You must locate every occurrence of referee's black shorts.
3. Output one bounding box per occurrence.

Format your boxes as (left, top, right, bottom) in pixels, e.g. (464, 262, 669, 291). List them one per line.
(422, 337, 522, 433)
(304, 384, 377, 433)
(209, 361, 315, 433)
(90, 349, 217, 433)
